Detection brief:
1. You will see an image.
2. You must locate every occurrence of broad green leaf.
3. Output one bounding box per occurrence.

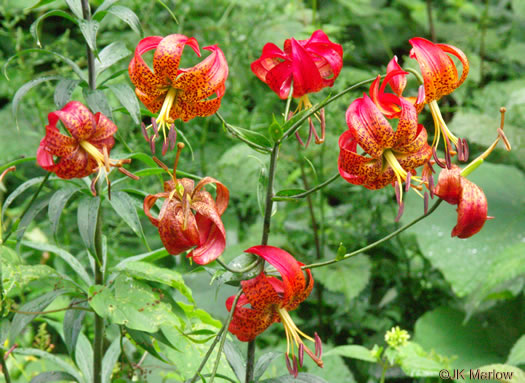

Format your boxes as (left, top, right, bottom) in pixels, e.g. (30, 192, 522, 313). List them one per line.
(11, 77, 60, 128)
(88, 274, 181, 332)
(95, 42, 131, 77)
(476, 364, 525, 382)
(75, 333, 93, 383)
(28, 0, 57, 9)
(15, 348, 82, 382)
(223, 339, 246, 382)
(102, 336, 121, 383)
(54, 78, 80, 109)
(414, 306, 506, 369)
(314, 255, 371, 302)
(396, 342, 448, 377)
(63, 303, 87, 358)
(257, 165, 268, 217)
(108, 191, 148, 247)
(9, 290, 67, 345)
(48, 187, 78, 237)
(324, 345, 376, 362)
(93, 0, 119, 16)
(107, 83, 140, 125)
(261, 373, 329, 383)
(507, 335, 525, 366)
(16, 197, 51, 247)
(223, 122, 273, 152)
(254, 352, 282, 382)
(30, 10, 78, 47)
(23, 241, 92, 288)
(77, 196, 100, 253)
(402, 163, 525, 314)
(29, 371, 78, 383)
(116, 261, 193, 303)
(83, 89, 112, 120)
(65, 0, 83, 18)
(126, 329, 169, 363)
(106, 5, 143, 36)
(2, 176, 45, 219)
(4, 49, 87, 83)
(114, 247, 169, 269)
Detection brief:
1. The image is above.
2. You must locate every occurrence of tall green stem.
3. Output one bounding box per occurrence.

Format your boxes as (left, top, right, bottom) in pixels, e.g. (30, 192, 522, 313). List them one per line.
(0, 349, 12, 383)
(80, 1, 103, 382)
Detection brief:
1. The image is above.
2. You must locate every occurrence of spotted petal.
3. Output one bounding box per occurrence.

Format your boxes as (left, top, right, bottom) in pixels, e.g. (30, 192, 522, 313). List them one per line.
(128, 36, 165, 95)
(226, 295, 279, 342)
(49, 101, 96, 141)
(153, 34, 200, 85)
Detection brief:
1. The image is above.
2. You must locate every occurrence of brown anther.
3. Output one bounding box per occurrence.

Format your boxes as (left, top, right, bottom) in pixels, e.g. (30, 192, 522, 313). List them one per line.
(394, 181, 401, 205)
(141, 122, 149, 142)
(161, 140, 169, 156)
(432, 147, 446, 168)
(424, 192, 429, 214)
(103, 146, 110, 172)
(168, 124, 177, 150)
(173, 142, 185, 176)
(428, 174, 435, 199)
(90, 176, 97, 196)
(107, 179, 112, 200)
(456, 139, 464, 162)
(151, 118, 158, 136)
(119, 159, 132, 165)
(298, 343, 304, 367)
(153, 156, 171, 172)
(150, 138, 156, 154)
(462, 138, 469, 161)
(395, 201, 405, 222)
(444, 146, 452, 169)
(292, 354, 299, 377)
(405, 172, 412, 193)
(285, 353, 293, 375)
(117, 167, 140, 180)
(314, 332, 322, 359)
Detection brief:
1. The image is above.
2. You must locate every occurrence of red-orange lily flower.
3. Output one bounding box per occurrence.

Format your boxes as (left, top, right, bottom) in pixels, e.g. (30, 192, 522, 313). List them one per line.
(409, 37, 470, 166)
(433, 166, 488, 238)
(36, 101, 133, 190)
(226, 246, 322, 377)
(143, 151, 229, 265)
(339, 93, 432, 210)
(129, 34, 228, 152)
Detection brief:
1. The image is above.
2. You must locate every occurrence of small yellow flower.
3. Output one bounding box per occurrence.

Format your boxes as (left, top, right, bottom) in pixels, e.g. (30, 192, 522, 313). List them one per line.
(385, 326, 410, 348)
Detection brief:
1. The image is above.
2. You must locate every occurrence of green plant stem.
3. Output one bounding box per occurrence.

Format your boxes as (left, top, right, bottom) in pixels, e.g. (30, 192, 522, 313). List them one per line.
(273, 172, 339, 201)
(480, 0, 489, 85)
(216, 257, 261, 273)
(190, 291, 242, 383)
(303, 199, 443, 270)
(1, 172, 51, 244)
(81, 0, 95, 90)
(0, 157, 36, 173)
(0, 349, 12, 383)
(277, 77, 377, 144)
(380, 362, 388, 383)
(426, 0, 436, 42)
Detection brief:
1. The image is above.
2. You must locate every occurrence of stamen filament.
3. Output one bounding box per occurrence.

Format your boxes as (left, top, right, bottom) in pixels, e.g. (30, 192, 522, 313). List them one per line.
(156, 87, 179, 142)
(429, 100, 459, 147)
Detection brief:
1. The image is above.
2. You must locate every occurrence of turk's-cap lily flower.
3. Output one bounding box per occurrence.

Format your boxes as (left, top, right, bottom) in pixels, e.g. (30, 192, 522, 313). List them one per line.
(129, 34, 228, 152)
(36, 101, 134, 193)
(251, 30, 343, 100)
(433, 165, 488, 238)
(143, 148, 229, 265)
(339, 93, 432, 215)
(252, 30, 342, 146)
(226, 246, 322, 377)
(409, 37, 470, 167)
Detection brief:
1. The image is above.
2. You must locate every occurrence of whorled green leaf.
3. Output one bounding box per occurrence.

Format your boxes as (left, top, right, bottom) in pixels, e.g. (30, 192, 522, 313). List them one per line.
(83, 89, 112, 120)
(65, 0, 83, 19)
(9, 290, 67, 345)
(11, 77, 60, 128)
(23, 241, 92, 288)
(77, 196, 100, 254)
(54, 78, 81, 109)
(4, 49, 87, 83)
(94, 42, 131, 77)
(102, 336, 121, 383)
(88, 274, 181, 332)
(2, 176, 46, 220)
(63, 303, 87, 358)
(107, 83, 140, 125)
(116, 261, 193, 303)
(30, 10, 79, 48)
(48, 187, 78, 238)
(108, 191, 148, 247)
(75, 332, 93, 383)
(29, 371, 78, 383)
(15, 348, 83, 382)
(223, 339, 246, 382)
(106, 5, 143, 36)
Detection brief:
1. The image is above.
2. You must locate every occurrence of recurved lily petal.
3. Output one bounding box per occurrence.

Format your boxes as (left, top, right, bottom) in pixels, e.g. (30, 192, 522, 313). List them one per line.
(173, 45, 228, 102)
(287, 38, 324, 97)
(153, 34, 200, 84)
(226, 298, 279, 342)
(50, 101, 96, 141)
(346, 95, 395, 158)
(158, 199, 201, 255)
(392, 97, 419, 148)
(409, 37, 469, 103)
(250, 43, 288, 83)
(386, 56, 407, 96)
(241, 273, 282, 310)
(38, 125, 77, 157)
(338, 131, 383, 186)
(433, 166, 488, 238)
(395, 124, 429, 154)
(128, 36, 165, 95)
(170, 93, 224, 122)
(193, 176, 229, 215)
(395, 141, 432, 172)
